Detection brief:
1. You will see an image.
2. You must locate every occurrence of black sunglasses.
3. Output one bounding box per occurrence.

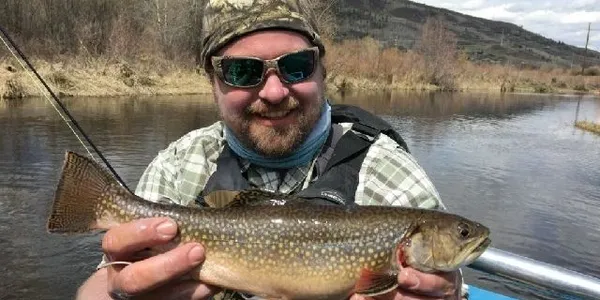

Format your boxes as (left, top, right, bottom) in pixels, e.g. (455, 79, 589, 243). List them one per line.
(211, 47, 319, 88)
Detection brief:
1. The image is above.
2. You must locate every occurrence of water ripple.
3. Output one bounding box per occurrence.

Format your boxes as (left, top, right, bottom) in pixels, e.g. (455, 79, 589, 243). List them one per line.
(1, 94, 599, 299)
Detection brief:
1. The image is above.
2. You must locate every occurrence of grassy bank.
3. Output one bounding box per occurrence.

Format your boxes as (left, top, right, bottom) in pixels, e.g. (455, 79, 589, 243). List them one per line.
(575, 121, 600, 135)
(0, 56, 211, 98)
(1, 38, 599, 99)
(322, 37, 600, 94)
(2, 2, 599, 99)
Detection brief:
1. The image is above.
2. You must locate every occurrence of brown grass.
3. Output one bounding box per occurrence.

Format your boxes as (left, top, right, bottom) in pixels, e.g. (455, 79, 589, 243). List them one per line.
(322, 37, 600, 95)
(2, 37, 599, 99)
(575, 121, 600, 135)
(1, 2, 598, 98)
(1, 55, 211, 98)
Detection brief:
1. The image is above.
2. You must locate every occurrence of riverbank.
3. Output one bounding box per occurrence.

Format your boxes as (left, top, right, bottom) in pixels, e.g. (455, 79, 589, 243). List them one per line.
(1, 40, 599, 99)
(0, 57, 212, 98)
(575, 121, 600, 135)
(322, 38, 600, 95)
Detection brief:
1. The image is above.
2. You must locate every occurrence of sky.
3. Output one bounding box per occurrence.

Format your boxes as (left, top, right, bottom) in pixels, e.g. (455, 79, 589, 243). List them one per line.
(411, 0, 600, 52)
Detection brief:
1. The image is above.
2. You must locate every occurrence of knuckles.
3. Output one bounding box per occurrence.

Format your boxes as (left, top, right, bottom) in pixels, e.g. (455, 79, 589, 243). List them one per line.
(102, 230, 121, 254)
(113, 268, 145, 296)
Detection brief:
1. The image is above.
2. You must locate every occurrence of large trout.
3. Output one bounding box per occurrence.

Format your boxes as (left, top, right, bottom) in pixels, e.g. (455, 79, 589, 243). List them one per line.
(47, 152, 491, 300)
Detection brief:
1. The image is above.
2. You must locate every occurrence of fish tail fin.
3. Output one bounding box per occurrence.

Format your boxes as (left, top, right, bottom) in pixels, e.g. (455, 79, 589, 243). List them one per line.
(47, 151, 123, 234)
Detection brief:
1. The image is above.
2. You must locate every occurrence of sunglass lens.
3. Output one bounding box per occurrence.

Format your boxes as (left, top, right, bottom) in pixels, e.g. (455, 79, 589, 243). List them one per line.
(222, 58, 264, 87)
(278, 50, 315, 83)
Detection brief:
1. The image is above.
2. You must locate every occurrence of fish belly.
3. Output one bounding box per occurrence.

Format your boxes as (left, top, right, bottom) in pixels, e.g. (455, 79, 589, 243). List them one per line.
(197, 252, 360, 300)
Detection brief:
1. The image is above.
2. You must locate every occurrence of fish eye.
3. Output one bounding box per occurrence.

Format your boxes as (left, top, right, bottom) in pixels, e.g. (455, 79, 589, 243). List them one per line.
(458, 223, 471, 239)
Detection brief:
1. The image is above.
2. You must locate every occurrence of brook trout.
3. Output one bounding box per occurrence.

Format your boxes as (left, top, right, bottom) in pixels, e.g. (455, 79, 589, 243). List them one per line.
(47, 152, 491, 300)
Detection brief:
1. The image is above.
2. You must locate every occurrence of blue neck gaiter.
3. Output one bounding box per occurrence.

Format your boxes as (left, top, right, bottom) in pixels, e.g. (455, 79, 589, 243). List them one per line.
(225, 101, 331, 169)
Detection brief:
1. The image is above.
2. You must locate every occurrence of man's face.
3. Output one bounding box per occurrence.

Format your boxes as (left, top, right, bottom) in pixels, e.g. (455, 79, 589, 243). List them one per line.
(211, 30, 325, 158)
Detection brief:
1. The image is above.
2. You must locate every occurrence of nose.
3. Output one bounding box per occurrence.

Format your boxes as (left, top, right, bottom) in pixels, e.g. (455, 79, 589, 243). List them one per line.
(258, 70, 289, 104)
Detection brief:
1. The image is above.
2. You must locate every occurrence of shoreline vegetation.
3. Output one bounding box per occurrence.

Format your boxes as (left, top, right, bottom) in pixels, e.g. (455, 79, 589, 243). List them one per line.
(1, 2, 599, 99)
(2, 36, 599, 99)
(575, 121, 600, 135)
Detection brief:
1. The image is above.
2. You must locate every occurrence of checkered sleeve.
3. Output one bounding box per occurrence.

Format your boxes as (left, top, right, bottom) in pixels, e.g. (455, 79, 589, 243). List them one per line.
(134, 122, 226, 206)
(134, 142, 182, 204)
(356, 134, 445, 210)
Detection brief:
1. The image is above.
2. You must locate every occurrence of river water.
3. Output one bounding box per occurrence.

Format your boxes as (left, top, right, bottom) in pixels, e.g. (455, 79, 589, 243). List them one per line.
(0, 91, 599, 300)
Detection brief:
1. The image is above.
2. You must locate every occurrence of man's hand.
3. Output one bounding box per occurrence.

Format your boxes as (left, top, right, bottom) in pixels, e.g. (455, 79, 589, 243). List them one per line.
(77, 217, 220, 300)
(350, 268, 462, 300)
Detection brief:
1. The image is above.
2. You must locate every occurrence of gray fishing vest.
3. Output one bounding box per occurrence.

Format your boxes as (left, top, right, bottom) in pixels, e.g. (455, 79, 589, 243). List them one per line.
(197, 104, 409, 206)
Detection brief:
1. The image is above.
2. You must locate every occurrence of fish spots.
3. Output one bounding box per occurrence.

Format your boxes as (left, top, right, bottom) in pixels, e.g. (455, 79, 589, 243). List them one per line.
(112, 201, 415, 282)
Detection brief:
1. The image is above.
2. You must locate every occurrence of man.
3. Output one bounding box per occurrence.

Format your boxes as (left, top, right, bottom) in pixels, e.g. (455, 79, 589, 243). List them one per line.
(76, 0, 463, 299)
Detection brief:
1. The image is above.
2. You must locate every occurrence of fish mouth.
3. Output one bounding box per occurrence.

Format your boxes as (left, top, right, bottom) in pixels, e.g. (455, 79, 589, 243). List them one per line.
(464, 237, 491, 265)
(477, 237, 491, 251)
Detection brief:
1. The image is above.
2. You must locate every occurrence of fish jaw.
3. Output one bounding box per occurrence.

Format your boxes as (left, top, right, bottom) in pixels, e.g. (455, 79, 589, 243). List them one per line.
(461, 236, 491, 267)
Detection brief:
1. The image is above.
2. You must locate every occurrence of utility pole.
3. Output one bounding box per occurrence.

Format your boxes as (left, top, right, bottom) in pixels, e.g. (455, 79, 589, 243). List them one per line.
(581, 23, 591, 75)
(570, 53, 574, 69)
(500, 29, 504, 46)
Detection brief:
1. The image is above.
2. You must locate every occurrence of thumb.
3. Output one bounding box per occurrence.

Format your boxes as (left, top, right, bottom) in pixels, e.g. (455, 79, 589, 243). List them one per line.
(397, 268, 420, 290)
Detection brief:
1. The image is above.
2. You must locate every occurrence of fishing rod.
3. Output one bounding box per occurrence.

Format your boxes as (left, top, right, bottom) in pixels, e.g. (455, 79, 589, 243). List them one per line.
(0, 24, 129, 191)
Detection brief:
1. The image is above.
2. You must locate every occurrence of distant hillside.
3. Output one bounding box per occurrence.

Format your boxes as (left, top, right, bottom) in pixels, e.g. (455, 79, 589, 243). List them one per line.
(331, 0, 600, 68)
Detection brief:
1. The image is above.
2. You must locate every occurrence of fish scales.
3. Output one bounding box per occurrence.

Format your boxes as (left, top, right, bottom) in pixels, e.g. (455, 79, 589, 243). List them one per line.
(104, 187, 412, 280)
(47, 152, 491, 300)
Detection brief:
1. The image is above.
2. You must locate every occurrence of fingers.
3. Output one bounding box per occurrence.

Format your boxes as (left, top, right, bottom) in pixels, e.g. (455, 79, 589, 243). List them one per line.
(396, 268, 460, 298)
(349, 268, 460, 300)
(350, 291, 442, 300)
(128, 280, 221, 300)
(108, 243, 206, 296)
(371, 290, 443, 300)
(102, 217, 178, 260)
(101, 217, 215, 299)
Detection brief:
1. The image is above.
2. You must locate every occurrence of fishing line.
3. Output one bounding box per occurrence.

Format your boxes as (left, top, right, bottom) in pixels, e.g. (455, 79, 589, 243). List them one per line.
(97, 261, 133, 269)
(0, 24, 129, 190)
(0, 33, 93, 158)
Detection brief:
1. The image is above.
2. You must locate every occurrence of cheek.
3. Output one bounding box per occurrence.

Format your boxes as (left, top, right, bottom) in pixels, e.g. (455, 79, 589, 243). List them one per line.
(214, 81, 255, 113)
(290, 81, 321, 105)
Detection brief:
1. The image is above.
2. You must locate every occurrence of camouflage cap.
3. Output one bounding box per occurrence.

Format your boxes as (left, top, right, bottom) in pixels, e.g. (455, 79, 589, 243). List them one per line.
(200, 0, 325, 71)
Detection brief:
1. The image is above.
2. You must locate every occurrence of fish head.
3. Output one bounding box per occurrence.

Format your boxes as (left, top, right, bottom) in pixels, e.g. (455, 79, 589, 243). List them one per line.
(399, 212, 491, 273)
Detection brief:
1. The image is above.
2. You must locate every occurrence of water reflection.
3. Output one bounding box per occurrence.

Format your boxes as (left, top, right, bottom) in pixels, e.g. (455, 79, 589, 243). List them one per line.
(0, 92, 599, 300)
(331, 90, 556, 118)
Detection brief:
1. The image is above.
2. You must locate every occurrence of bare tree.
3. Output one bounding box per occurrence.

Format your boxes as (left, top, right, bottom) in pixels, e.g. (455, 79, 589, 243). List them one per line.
(0, 0, 323, 63)
(415, 16, 458, 90)
(301, 0, 339, 40)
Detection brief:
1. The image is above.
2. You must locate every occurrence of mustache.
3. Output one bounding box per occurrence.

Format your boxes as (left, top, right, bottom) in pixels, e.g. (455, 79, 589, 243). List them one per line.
(246, 97, 300, 115)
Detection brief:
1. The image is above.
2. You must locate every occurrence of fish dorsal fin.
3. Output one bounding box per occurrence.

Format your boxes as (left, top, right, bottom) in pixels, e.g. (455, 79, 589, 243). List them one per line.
(353, 268, 399, 297)
(203, 189, 299, 208)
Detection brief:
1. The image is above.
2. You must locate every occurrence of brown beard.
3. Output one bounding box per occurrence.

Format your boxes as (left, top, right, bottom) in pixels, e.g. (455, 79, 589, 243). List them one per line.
(224, 97, 324, 158)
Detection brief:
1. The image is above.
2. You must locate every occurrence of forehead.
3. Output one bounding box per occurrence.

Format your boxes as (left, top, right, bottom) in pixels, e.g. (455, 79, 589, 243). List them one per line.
(218, 30, 312, 58)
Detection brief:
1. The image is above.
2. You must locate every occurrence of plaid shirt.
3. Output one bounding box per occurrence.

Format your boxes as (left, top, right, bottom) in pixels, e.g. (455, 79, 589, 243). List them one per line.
(135, 121, 444, 210)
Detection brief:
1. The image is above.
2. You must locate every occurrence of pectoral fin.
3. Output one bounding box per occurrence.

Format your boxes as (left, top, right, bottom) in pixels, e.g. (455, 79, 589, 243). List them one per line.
(353, 269, 399, 297)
